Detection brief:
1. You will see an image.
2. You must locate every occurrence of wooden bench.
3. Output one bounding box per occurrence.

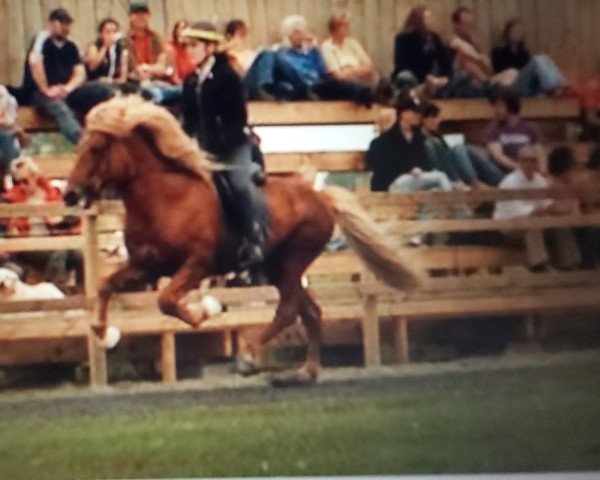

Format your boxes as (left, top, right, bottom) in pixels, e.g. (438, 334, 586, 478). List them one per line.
(18, 97, 579, 144)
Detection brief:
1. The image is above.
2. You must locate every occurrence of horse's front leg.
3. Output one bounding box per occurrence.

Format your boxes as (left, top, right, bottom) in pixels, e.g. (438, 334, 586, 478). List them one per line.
(94, 263, 149, 341)
(157, 258, 212, 328)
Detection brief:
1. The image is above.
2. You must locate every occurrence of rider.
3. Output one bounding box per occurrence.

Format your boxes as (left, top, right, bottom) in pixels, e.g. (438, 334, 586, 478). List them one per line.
(180, 22, 266, 271)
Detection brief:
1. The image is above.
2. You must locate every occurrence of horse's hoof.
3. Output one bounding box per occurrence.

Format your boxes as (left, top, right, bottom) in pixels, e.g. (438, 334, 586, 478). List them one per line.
(270, 370, 317, 388)
(93, 325, 121, 349)
(236, 355, 260, 377)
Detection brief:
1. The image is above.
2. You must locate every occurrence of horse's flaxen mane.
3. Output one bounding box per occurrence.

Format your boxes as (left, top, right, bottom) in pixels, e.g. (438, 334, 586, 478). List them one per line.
(85, 96, 213, 181)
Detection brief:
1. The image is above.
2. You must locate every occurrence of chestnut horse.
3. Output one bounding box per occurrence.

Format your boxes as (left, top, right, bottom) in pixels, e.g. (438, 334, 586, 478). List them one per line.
(65, 97, 419, 381)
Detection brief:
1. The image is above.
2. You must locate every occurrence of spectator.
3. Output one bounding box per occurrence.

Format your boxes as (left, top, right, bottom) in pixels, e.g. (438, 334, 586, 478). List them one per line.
(484, 87, 547, 174)
(223, 19, 307, 101)
(85, 17, 127, 82)
(225, 19, 258, 77)
(548, 146, 599, 268)
(166, 20, 197, 84)
(122, 1, 180, 104)
(491, 18, 568, 97)
(2, 156, 82, 290)
(66, 17, 128, 122)
(321, 12, 378, 86)
(392, 6, 452, 94)
(365, 93, 451, 193)
(578, 79, 600, 141)
(277, 15, 384, 106)
(494, 145, 581, 270)
(15, 8, 84, 144)
(0, 86, 22, 182)
(421, 101, 503, 188)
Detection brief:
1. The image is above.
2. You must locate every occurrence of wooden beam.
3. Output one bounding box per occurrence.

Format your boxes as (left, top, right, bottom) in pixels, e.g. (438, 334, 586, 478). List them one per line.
(361, 294, 381, 367)
(86, 331, 108, 388)
(394, 316, 409, 364)
(17, 98, 578, 132)
(160, 332, 177, 384)
(0, 235, 84, 253)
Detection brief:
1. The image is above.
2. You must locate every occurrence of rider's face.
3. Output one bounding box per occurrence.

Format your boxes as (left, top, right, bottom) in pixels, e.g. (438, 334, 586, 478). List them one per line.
(186, 39, 212, 65)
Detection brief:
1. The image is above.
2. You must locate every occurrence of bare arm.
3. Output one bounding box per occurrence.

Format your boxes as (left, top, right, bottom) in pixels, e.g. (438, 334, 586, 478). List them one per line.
(29, 52, 49, 94)
(450, 36, 492, 75)
(84, 43, 107, 72)
(65, 64, 86, 93)
(487, 141, 518, 171)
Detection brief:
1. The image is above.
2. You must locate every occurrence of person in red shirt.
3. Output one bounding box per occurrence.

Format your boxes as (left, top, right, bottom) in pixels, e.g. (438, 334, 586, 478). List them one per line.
(165, 20, 196, 84)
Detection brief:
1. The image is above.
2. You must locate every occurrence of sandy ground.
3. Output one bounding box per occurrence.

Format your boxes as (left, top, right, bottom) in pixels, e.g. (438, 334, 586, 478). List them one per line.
(0, 348, 598, 420)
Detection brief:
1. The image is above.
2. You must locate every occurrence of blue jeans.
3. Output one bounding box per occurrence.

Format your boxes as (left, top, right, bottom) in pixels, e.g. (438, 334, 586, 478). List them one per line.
(244, 50, 306, 100)
(0, 129, 19, 176)
(464, 145, 507, 186)
(511, 54, 567, 97)
(32, 91, 81, 144)
(425, 137, 462, 182)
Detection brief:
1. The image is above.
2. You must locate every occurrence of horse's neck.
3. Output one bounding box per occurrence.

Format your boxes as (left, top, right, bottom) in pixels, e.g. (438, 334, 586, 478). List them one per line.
(120, 134, 211, 213)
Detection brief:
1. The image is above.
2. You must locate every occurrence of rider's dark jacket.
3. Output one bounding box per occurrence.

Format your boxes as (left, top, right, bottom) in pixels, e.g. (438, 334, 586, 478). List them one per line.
(181, 52, 248, 157)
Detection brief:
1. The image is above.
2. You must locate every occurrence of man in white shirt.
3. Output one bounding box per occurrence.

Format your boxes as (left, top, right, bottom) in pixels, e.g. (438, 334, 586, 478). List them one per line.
(494, 146, 580, 270)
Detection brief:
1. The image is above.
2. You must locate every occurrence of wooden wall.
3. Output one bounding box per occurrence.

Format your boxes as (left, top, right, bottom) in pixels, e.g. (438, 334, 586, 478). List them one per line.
(0, 0, 597, 86)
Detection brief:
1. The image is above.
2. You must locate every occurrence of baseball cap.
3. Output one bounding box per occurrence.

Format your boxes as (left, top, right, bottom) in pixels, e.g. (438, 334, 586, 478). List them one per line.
(129, 1, 150, 13)
(49, 7, 73, 24)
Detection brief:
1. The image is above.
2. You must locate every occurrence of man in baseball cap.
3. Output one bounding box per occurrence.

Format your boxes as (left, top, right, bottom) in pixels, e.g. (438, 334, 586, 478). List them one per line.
(366, 92, 452, 194)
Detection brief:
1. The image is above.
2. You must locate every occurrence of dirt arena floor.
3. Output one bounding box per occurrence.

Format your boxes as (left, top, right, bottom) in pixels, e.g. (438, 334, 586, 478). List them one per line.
(1, 348, 598, 420)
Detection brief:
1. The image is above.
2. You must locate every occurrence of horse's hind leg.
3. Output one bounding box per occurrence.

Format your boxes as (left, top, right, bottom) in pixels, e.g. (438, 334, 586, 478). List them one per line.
(94, 263, 148, 340)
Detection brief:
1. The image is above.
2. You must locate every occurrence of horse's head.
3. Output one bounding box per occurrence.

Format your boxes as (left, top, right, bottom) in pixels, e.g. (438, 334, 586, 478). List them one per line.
(64, 130, 134, 207)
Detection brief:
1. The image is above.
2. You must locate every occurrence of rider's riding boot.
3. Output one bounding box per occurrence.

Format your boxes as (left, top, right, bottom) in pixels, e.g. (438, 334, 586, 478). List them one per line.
(237, 222, 265, 271)
(237, 239, 264, 271)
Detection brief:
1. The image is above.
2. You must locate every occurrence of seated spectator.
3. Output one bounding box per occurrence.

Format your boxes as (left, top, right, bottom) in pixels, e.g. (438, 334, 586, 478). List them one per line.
(85, 17, 127, 83)
(392, 5, 452, 94)
(166, 20, 197, 84)
(494, 145, 581, 271)
(449, 8, 566, 98)
(2, 156, 82, 290)
(66, 17, 128, 122)
(421, 101, 503, 188)
(224, 19, 298, 101)
(484, 87, 547, 174)
(224, 19, 259, 77)
(277, 15, 384, 106)
(548, 146, 599, 268)
(0, 86, 22, 183)
(11, 8, 84, 144)
(321, 12, 378, 86)
(578, 79, 600, 141)
(365, 93, 451, 193)
(122, 1, 181, 104)
(491, 18, 568, 97)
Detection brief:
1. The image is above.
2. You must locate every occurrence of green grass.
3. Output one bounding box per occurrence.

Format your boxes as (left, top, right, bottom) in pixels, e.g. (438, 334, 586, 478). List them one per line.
(0, 363, 599, 479)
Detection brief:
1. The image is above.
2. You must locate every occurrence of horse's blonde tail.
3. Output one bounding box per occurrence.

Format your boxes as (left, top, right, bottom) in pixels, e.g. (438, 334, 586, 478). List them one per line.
(322, 186, 422, 290)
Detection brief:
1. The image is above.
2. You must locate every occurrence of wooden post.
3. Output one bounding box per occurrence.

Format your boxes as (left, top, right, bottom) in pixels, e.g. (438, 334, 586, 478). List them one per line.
(160, 332, 177, 384)
(361, 294, 381, 367)
(394, 316, 410, 364)
(82, 211, 107, 387)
